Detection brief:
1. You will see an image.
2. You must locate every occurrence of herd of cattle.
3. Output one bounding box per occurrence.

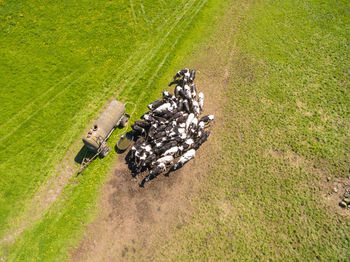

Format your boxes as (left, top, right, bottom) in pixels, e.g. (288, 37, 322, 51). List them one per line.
(127, 69, 214, 186)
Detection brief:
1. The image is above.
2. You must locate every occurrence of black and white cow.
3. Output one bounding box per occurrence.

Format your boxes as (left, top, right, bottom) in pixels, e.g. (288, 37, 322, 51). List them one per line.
(171, 149, 196, 171)
(140, 163, 166, 187)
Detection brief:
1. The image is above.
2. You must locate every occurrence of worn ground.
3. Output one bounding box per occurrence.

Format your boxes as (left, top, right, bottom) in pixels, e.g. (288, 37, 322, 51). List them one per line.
(71, 59, 225, 261)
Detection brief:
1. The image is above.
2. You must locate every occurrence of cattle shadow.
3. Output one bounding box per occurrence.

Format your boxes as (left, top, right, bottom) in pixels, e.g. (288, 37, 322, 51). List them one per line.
(124, 149, 149, 178)
(168, 79, 184, 87)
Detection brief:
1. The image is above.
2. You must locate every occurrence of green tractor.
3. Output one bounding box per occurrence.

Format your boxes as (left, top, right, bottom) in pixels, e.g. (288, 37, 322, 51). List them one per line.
(78, 100, 130, 174)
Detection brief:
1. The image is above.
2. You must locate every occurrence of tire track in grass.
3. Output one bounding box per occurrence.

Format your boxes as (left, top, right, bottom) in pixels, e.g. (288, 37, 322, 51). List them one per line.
(129, 0, 137, 25)
(134, 0, 209, 105)
(106, 0, 195, 95)
(118, 0, 198, 99)
(0, 69, 79, 129)
(0, 0, 196, 246)
(139, 0, 150, 24)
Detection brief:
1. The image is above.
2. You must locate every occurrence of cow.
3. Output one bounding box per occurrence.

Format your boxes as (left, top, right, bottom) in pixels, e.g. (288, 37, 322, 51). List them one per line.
(171, 149, 196, 171)
(140, 163, 166, 187)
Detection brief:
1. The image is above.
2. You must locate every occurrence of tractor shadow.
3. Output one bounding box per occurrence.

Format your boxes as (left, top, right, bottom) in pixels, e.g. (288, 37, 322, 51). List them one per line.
(74, 146, 92, 164)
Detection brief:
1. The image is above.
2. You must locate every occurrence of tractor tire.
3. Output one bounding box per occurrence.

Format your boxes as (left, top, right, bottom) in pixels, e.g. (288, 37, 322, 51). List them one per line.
(119, 116, 129, 128)
(100, 146, 110, 158)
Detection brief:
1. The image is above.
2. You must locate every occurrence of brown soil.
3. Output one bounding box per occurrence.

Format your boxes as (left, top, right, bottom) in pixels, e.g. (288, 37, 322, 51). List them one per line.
(71, 153, 199, 261)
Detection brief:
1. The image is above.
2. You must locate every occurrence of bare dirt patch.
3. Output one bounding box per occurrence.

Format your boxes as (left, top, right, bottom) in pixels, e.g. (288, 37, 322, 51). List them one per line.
(323, 176, 350, 217)
(71, 152, 200, 261)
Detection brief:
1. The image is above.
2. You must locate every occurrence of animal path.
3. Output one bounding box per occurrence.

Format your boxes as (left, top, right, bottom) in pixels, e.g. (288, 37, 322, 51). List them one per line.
(72, 1, 212, 260)
(90, 0, 193, 99)
(71, 8, 221, 262)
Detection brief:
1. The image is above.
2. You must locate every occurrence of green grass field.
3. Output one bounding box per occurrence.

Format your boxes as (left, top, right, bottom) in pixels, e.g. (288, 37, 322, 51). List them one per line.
(1, 0, 349, 260)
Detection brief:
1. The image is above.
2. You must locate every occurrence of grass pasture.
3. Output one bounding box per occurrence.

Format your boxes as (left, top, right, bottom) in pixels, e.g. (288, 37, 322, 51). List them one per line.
(0, 0, 349, 261)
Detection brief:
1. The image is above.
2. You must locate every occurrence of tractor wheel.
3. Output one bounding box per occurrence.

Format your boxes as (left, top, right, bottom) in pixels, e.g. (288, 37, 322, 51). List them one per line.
(100, 146, 110, 158)
(119, 116, 129, 128)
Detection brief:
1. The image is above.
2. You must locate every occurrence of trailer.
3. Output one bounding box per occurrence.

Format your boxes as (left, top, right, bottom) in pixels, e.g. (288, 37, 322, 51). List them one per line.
(78, 100, 129, 174)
